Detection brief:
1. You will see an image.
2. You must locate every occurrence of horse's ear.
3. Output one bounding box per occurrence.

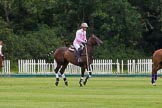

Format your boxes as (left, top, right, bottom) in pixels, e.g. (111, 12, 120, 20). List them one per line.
(91, 34, 95, 37)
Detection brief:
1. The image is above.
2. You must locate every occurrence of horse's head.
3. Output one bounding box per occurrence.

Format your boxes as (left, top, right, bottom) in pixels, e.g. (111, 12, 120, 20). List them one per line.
(88, 34, 103, 46)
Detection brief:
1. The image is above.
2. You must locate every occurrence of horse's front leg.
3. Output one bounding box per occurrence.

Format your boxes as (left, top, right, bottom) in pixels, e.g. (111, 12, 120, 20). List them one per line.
(83, 65, 92, 85)
(151, 65, 158, 86)
(151, 73, 156, 86)
(79, 67, 85, 87)
(83, 71, 92, 86)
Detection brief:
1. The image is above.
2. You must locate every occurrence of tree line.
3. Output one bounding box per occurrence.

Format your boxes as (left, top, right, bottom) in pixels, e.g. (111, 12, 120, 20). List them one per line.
(0, 0, 162, 64)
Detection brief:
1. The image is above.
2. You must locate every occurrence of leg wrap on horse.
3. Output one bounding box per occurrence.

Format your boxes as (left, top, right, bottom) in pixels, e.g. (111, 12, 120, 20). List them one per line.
(62, 74, 68, 86)
(79, 77, 83, 82)
(87, 71, 92, 79)
(79, 77, 83, 87)
(84, 71, 92, 85)
(151, 74, 156, 84)
(64, 78, 68, 86)
(88, 71, 92, 78)
(61, 74, 66, 78)
(55, 78, 59, 86)
(155, 74, 157, 80)
(55, 73, 60, 86)
(56, 73, 59, 78)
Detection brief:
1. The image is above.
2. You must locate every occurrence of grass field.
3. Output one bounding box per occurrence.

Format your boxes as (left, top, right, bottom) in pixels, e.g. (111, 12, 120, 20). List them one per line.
(0, 77, 162, 108)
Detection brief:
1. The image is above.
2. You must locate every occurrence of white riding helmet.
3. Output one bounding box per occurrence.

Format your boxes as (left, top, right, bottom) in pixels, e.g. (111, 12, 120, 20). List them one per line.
(81, 23, 88, 28)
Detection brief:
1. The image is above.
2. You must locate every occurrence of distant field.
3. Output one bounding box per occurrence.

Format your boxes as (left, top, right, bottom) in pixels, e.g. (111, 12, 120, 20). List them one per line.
(0, 77, 162, 108)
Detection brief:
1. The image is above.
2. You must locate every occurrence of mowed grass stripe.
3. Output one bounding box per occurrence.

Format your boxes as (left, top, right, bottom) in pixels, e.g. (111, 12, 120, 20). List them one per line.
(0, 77, 162, 108)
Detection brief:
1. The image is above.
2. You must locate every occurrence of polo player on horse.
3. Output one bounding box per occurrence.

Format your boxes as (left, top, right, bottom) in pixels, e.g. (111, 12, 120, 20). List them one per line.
(73, 23, 88, 63)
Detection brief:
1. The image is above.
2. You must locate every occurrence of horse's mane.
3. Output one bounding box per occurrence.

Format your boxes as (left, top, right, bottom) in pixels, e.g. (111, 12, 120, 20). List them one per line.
(87, 34, 103, 46)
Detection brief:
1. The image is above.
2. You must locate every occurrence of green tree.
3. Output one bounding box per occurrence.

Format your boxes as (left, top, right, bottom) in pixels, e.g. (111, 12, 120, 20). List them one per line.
(129, 0, 162, 52)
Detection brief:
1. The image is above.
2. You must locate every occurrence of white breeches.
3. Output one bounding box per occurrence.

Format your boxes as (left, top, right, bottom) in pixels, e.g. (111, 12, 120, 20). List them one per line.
(73, 44, 80, 50)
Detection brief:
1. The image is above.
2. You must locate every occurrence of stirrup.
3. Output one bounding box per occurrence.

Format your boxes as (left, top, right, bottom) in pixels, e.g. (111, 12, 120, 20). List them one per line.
(78, 58, 82, 63)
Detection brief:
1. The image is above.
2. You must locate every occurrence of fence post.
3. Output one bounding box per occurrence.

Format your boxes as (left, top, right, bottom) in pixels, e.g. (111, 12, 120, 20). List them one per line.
(121, 60, 123, 74)
(116, 59, 120, 74)
(132, 60, 135, 74)
(127, 60, 130, 74)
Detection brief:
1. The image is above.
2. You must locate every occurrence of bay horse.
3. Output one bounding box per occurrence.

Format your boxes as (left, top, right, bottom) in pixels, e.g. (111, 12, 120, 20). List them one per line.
(49, 34, 103, 86)
(151, 49, 162, 86)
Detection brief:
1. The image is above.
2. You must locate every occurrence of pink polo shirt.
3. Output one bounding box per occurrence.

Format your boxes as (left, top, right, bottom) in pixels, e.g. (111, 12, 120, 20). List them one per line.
(73, 28, 87, 45)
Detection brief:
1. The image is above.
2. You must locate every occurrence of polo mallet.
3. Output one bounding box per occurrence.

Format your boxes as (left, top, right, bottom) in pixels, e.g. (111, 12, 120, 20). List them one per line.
(84, 44, 92, 85)
(85, 44, 89, 68)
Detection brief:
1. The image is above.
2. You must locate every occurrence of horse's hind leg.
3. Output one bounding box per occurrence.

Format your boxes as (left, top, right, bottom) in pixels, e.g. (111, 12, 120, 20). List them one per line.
(54, 64, 61, 86)
(60, 62, 69, 86)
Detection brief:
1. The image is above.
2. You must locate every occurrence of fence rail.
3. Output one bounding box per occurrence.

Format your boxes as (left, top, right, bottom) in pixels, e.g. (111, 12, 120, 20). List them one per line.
(18, 59, 54, 74)
(1, 59, 162, 75)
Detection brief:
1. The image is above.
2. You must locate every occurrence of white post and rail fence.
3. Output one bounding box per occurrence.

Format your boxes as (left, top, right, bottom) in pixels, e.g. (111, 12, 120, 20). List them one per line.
(1, 59, 162, 75)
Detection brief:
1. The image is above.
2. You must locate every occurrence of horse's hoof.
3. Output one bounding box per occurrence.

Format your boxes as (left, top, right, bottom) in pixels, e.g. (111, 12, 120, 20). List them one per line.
(55, 82, 59, 86)
(79, 82, 83, 87)
(65, 82, 68, 86)
(83, 81, 87, 85)
(152, 83, 156, 86)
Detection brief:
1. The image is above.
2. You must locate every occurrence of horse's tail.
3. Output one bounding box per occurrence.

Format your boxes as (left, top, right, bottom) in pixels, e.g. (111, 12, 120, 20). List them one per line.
(46, 50, 55, 63)
(47, 50, 54, 57)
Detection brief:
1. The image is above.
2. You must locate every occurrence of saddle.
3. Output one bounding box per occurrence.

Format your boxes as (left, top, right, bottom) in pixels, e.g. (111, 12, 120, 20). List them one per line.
(68, 44, 85, 63)
(68, 45, 75, 52)
(68, 44, 85, 52)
